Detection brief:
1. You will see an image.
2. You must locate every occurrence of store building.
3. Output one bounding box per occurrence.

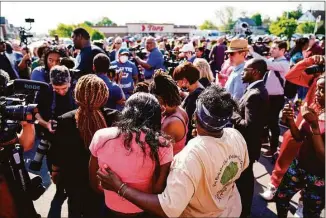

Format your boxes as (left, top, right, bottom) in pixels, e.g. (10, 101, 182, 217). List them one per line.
(92, 23, 197, 38)
(0, 17, 19, 40)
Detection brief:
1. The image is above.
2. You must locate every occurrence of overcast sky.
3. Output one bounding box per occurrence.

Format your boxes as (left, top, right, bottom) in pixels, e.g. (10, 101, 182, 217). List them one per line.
(1, 1, 324, 34)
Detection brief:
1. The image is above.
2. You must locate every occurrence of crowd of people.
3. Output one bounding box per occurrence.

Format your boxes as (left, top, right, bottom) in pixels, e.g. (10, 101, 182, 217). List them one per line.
(0, 27, 325, 218)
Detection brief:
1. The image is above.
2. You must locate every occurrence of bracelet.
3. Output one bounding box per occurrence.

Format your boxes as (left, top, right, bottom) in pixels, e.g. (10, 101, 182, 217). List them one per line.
(117, 183, 126, 196)
(52, 169, 60, 172)
(312, 132, 321, 135)
(121, 185, 128, 198)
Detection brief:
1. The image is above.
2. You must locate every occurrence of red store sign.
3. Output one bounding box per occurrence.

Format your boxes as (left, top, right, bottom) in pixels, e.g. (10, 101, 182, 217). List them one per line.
(141, 24, 164, 32)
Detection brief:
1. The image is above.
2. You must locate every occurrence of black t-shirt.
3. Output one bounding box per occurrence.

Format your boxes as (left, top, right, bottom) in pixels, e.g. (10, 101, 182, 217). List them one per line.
(50, 108, 120, 183)
(182, 87, 204, 143)
(199, 77, 211, 88)
(38, 86, 76, 121)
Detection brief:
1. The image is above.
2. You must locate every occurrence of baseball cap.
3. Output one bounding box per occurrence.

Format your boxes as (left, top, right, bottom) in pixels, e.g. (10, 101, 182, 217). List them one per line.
(180, 43, 195, 53)
(119, 48, 129, 54)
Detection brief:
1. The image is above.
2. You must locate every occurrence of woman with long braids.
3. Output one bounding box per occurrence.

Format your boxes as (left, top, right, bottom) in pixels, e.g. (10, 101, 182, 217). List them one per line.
(149, 70, 189, 155)
(275, 74, 325, 218)
(89, 92, 173, 217)
(51, 74, 119, 218)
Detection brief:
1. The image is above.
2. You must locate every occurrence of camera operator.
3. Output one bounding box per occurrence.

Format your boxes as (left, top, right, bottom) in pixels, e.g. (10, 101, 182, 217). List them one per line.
(34, 65, 77, 218)
(253, 37, 270, 57)
(133, 37, 165, 83)
(72, 28, 106, 75)
(0, 38, 20, 80)
(0, 69, 36, 218)
(111, 48, 138, 99)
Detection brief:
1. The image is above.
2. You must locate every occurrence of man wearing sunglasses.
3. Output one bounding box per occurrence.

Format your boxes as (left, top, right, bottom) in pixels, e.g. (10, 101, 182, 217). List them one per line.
(224, 39, 249, 101)
(231, 58, 269, 218)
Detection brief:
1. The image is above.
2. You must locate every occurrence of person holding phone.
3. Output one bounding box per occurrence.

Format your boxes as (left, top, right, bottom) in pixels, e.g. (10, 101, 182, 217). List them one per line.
(275, 74, 325, 218)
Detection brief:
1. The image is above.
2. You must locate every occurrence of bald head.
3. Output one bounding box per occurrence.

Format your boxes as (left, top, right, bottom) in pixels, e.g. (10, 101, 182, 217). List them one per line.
(146, 37, 156, 51)
(247, 58, 267, 77)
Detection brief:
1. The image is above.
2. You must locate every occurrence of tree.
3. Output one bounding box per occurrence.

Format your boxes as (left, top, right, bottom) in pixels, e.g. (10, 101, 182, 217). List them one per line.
(84, 21, 93, 26)
(91, 30, 105, 40)
(282, 4, 303, 20)
(48, 22, 106, 41)
(251, 13, 262, 26)
(96, 17, 117, 26)
(215, 6, 235, 32)
(199, 20, 218, 30)
(296, 22, 315, 34)
(262, 16, 272, 27)
(269, 17, 298, 39)
(49, 23, 74, 37)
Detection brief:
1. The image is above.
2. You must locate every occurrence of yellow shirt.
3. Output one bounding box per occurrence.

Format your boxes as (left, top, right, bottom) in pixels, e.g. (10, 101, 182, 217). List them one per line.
(158, 128, 249, 217)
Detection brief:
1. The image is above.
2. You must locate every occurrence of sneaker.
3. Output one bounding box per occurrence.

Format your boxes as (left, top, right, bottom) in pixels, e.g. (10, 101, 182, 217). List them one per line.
(260, 183, 276, 201)
(294, 200, 303, 218)
(262, 150, 276, 158)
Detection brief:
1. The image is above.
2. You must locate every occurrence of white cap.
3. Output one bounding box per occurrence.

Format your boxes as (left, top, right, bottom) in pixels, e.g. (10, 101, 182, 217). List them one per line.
(180, 43, 195, 52)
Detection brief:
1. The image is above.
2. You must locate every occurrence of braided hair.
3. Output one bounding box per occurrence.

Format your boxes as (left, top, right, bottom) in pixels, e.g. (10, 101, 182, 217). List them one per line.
(149, 69, 181, 107)
(74, 74, 109, 147)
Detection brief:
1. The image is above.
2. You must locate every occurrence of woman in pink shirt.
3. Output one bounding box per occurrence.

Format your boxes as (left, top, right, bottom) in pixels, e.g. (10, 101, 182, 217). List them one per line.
(149, 70, 189, 155)
(89, 92, 173, 217)
(216, 58, 233, 88)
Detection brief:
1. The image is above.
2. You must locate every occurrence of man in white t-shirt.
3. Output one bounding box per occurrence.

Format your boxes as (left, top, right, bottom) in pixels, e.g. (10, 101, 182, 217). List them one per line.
(97, 84, 249, 217)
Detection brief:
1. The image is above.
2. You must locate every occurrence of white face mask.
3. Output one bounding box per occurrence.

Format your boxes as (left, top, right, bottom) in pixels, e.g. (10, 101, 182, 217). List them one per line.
(119, 56, 128, 63)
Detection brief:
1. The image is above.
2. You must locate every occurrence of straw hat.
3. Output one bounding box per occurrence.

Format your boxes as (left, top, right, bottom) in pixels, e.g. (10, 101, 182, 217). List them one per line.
(225, 38, 249, 53)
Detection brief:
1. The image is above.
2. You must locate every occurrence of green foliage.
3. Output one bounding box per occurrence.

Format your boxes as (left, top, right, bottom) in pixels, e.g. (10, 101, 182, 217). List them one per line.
(269, 17, 298, 39)
(251, 13, 262, 26)
(296, 22, 315, 34)
(48, 23, 74, 38)
(199, 20, 218, 30)
(96, 17, 117, 26)
(282, 4, 303, 20)
(48, 22, 105, 41)
(91, 30, 105, 40)
(84, 21, 93, 26)
(316, 21, 325, 35)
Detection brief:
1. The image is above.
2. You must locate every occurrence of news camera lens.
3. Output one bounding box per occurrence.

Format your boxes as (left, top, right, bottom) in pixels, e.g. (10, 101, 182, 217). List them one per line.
(29, 139, 51, 172)
(4, 104, 38, 122)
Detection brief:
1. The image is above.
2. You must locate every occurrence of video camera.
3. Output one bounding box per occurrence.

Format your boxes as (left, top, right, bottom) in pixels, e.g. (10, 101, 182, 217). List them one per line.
(305, 64, 325, 75)
(0, 79, 48, 218)
(129, 45, 147, 60)
(1, 79, 49, 133)
(164, 51, 181, 76)
(19, 18, 35, 46)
